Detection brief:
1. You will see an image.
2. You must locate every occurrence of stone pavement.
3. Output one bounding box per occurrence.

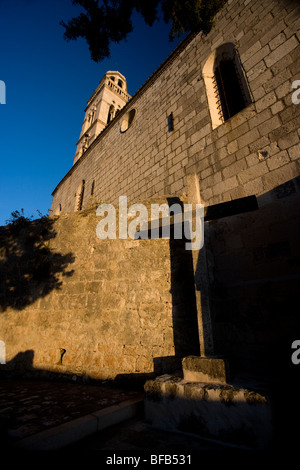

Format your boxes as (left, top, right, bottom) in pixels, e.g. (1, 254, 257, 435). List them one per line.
(0, 376, 240, 453)
(0, 376, 143, 449)
(62, 415, 232, 452)
(0, 375, 297, 454)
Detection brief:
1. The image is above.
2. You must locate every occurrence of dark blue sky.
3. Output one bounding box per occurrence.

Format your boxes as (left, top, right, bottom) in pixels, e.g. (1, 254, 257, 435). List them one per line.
(0, 0, 184, 225)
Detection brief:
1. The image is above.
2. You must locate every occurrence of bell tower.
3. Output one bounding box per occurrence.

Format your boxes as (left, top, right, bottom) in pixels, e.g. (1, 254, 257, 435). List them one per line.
(73, 71, 130, 164)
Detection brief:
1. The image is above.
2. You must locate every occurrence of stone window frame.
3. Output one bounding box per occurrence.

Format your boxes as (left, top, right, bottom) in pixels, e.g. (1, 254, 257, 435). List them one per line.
(107, 104, 115, 124)
(54, 203, 62, 216)
(120, 108, 137, 133)
(91, 180, 95, 196)
(74, 180, 85, 211)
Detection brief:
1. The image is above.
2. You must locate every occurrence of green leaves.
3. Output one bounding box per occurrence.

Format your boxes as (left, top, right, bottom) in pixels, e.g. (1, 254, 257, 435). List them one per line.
(61, 0, 227, 62)
(162, 0, 227, 40)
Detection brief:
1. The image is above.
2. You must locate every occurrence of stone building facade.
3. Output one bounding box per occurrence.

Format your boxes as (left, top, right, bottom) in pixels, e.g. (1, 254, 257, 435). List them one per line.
(51, 0, 300, 219)
(1, 0, 300, 384)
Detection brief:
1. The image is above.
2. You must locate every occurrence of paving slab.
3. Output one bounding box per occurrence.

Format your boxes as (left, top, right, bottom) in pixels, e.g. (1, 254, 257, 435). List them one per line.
(0, 377, 143, 449)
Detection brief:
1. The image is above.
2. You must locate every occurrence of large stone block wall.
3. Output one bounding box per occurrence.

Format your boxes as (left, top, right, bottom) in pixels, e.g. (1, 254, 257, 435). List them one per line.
(3, 0, 299, 382)
(0, 200, 200, 381)
(51, 0, 300, 217)
(207, 176, 300, 376)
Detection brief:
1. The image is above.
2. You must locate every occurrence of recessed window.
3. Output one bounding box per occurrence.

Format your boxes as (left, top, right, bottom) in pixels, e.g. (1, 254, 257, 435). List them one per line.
(120, 109, 136, 133)
(54, 203, 62, 216)
(82, 133, 89, 153)
(203, 43, 252, 129)
(107, 104, 115, 124)
(74, 180, 85, 211)
(168, 113, 174, 132)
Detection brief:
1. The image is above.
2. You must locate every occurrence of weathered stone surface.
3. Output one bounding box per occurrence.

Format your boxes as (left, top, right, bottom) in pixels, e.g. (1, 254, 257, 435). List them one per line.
(182, 356, 229, 384)
(0, 201, 200, 380)
(1, 0, 300, 391)
(50, 0, 300, 214)
(144, 374, 273, 449)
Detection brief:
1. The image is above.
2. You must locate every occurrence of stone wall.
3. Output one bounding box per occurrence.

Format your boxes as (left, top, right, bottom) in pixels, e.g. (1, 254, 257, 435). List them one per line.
(2, 0, 300, 383)
(0, 200, 200, 381)
(2, 185, 298, 380)
(206, 176, 300, 376)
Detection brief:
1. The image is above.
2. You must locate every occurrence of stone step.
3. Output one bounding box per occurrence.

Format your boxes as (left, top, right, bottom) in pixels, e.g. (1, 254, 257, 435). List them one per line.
(182, 355, 230, 384)
(144, 374, 273, 450)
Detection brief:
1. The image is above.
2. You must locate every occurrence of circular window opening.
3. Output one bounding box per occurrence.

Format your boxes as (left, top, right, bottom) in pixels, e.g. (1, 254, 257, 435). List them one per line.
(120, 109, 136, 133)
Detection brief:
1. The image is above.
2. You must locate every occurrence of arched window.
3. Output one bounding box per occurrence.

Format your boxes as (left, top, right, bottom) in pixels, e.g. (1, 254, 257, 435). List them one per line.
(74, 180, 85, 211)
(82, 133, 89, 153)
(91, 180, 95, 196)
(120, 109, 136, 133)
(203, 43, 252, 129)
(107, 104, 115, 124)
(54, 203, 62, 216)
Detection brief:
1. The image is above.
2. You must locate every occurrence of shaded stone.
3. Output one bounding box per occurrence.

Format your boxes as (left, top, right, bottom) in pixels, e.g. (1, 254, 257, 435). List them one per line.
(182, 356, 230, 384)
(144, 375, 273, 449)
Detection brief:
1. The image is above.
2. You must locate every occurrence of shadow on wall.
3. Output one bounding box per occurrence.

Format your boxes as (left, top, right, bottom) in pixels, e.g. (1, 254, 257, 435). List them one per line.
(204, 176, 300, 378)
(0, 215, 75, 312)
(135, 196, 201, 371)
(168, 197, 200, 361)
(0, 350, 176, 387)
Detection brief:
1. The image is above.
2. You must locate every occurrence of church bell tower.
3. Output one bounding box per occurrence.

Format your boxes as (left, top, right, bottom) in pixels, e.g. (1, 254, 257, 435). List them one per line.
(73, 71, 130, 164)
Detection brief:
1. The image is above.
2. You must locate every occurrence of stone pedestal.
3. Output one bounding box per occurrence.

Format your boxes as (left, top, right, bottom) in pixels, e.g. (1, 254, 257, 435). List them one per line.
(144, 374, 273, 449)
(182, 355, 230, 384)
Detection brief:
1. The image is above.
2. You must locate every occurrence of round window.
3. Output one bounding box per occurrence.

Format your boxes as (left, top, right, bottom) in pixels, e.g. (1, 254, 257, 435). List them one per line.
(120, 109, 136, 133)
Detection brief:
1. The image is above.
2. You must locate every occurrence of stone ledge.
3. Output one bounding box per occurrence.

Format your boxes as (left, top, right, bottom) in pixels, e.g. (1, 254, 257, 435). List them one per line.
(182, 355, 230, 384)
(144, 375, 273, 449)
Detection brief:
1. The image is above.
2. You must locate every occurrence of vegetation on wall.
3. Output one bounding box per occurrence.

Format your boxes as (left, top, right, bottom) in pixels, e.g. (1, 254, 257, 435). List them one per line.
(0, 210, 74, 312)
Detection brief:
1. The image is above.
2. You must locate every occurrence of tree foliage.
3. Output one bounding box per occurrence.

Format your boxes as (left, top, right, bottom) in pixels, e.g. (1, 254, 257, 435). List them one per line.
(61, 0, 227, 62)
(0, 209, 74, 312)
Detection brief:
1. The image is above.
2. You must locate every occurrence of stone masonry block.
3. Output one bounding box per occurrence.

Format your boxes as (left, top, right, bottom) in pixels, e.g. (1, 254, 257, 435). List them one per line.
(243, 44, 270, 71)
(269, 32, 287, 51)
(265, 35, 299, 68)
(238, 161, 269, 185)
(266, 151, 290, 171)
(237, 128, 260, 150)
(182, 356, 229, 384)
(255, 91, 277, 114)
(213, 176, 239, 196)
(260, 19, 287, 48)
(288, 143, 300, 161)
(222, 159, 248, 179)
(257, 115, 282, 138)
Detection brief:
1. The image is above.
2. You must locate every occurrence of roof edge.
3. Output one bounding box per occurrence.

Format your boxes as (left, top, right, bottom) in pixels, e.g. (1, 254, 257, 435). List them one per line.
(51, 30, 199, 197)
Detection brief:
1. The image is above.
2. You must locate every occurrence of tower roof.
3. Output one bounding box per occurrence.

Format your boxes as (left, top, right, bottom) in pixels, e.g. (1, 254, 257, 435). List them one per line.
(86, 70, 129, 108)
